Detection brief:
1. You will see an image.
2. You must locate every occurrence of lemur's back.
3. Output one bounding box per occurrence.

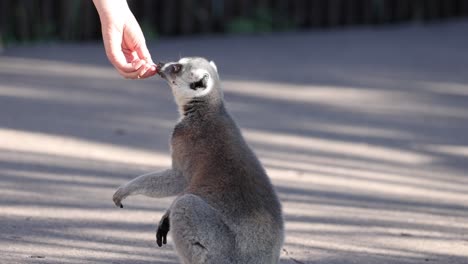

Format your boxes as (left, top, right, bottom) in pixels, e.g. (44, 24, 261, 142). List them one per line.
(171, 105, 283, 259)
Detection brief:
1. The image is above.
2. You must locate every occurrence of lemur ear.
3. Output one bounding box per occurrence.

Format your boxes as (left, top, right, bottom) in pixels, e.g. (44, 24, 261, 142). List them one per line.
(210, 61, 218, 73)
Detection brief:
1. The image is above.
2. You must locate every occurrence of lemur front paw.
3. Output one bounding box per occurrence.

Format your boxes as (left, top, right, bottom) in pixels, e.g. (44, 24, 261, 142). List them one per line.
(156, 213, 170, 247)
(112, 187, 129, 208)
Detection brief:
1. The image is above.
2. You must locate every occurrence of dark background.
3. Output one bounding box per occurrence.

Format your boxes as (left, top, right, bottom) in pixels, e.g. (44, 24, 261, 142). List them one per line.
(2, 0, 468, 45)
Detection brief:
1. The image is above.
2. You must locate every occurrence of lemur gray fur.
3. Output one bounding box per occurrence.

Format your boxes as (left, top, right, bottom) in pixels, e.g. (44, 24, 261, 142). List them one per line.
(112, 57, 284, 264)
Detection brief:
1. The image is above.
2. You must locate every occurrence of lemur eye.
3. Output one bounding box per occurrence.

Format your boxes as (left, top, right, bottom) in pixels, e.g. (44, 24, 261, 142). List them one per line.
(172, 64, 182, 73)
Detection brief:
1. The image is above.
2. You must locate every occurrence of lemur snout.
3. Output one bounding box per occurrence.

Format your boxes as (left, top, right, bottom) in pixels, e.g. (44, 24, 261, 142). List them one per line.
(156, 62, 165, 78)
(157, 63, 182, 79)
(156, 62, 165, 72)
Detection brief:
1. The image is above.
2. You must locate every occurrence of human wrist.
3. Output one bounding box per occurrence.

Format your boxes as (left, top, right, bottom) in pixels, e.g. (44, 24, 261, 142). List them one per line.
(93, 0, 131, 20)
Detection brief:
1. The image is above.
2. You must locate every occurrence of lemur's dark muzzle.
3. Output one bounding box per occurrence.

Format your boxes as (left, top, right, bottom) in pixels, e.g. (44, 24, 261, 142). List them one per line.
(156, 62, 165, 77)
(157, 63, 183, 79)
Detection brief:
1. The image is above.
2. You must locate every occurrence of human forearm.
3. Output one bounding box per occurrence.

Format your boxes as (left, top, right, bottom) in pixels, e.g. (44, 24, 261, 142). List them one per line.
(93, 0, 130, 18)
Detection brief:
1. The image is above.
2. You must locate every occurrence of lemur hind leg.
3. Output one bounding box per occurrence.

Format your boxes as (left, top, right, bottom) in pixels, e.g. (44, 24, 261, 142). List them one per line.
(170, 194, 236, 264)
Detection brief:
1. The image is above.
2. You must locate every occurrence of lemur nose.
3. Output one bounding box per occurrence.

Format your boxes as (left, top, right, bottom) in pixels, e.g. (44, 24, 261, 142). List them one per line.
(156, 62, 166, 78)
(172, 63, 182, 74)
(156, 62, 165, 73)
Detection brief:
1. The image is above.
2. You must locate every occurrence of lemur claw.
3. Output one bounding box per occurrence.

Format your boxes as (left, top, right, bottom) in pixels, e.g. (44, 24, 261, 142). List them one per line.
(112, 187, 127, 208)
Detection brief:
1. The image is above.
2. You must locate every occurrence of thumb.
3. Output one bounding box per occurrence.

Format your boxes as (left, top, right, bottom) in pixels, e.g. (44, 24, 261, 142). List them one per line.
(135, 44, 157, 76)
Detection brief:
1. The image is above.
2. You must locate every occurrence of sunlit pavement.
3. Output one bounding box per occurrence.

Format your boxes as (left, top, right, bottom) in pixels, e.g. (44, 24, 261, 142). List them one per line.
(1, 20, 468, 264)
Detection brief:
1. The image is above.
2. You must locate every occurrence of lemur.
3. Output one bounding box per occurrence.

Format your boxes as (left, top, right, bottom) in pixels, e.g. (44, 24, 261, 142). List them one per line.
(112, 57, 284, 264)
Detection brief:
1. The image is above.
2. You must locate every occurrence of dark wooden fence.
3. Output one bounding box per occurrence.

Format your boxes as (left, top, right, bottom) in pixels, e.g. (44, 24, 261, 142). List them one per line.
(1, 0, 468, 44)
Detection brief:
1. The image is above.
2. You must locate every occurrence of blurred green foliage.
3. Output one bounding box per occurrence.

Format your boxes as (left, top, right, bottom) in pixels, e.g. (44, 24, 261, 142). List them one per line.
(226, 7, 297, 34)
(227, 8, 275, 34)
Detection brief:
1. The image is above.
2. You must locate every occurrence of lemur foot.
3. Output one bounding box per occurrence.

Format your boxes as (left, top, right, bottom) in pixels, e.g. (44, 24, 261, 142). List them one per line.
(156, 213, 170, 247)
(112, 187, 129, 208)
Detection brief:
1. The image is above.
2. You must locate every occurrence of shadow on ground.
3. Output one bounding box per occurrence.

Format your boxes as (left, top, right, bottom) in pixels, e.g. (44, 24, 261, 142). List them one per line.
(1, 20, 468, 264)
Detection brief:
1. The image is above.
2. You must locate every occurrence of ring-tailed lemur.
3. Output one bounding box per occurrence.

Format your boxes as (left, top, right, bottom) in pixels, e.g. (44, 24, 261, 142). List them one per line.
(112, 57, 284, 264)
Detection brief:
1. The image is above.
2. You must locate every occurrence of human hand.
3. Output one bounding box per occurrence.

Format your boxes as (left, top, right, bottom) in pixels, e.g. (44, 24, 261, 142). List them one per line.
(93, 0, 157, 79)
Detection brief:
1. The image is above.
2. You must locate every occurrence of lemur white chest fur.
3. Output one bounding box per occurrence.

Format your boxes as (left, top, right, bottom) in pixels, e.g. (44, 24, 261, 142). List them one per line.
(113, 57, 284, 264)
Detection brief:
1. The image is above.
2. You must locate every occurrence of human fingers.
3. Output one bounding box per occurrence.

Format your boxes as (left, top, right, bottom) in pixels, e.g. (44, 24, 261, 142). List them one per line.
(114, 59, 155, 79)
(115, 66, 141, 79)
(132, 59, 146, 71)
(134, 42, 157, 78)
(132, 57, 157, 79)
(135, 44, 154, 65)
(134, 42, 158, 77)
(138, 63, 158, 79)
(104, 34, 136, 74)
(115, 64, 154, 79)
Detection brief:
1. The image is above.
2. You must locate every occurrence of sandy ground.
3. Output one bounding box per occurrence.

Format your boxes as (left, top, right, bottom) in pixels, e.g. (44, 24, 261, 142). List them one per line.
(1, 20, 468, 264)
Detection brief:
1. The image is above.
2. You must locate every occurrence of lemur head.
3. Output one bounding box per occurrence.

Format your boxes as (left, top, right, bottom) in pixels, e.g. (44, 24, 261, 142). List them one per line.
(157, 57, 222, 115)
